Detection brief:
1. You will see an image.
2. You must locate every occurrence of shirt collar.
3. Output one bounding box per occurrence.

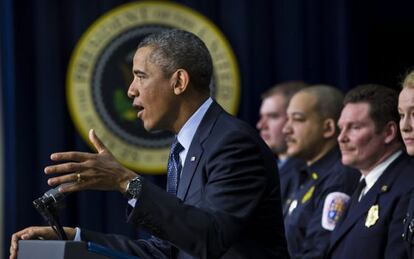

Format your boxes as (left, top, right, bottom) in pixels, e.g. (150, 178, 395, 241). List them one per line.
(176, 97, 213, 164)
(360, 150, 403, 196)
(277, 157, 288, 169)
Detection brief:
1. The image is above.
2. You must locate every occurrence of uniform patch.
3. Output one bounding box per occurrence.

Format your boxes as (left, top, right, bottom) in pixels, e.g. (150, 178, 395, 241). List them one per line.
(321, 192, 350, 231)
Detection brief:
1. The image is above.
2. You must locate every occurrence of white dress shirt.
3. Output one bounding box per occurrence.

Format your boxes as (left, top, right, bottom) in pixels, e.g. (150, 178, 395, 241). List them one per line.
(357, 150, 402, 201)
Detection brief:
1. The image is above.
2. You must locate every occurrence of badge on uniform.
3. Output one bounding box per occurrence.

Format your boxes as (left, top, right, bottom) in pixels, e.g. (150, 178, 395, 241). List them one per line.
(321, 192, 350, 230)
(365, 204, 379, 228)
(301, 185, 315, 204)
(288, 199, 298, 215)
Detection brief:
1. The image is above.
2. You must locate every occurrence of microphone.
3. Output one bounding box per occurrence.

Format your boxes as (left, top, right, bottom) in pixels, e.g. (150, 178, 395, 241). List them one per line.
(32, 183, 73, 241)
(33, 183, 72, 208)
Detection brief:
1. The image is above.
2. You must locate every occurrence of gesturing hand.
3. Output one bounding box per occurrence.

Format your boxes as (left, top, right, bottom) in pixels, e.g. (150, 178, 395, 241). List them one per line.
(44, 129, 137, 194)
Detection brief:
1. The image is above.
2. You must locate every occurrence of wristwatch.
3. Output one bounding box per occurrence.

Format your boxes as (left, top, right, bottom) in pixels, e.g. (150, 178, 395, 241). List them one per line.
(125, 175, 143, 200)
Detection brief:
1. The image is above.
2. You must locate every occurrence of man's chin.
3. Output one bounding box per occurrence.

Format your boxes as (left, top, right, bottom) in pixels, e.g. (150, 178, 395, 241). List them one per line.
(141, 121, 153, 132)
(341, 157, 355, 167)
(286, 148, 299, 158)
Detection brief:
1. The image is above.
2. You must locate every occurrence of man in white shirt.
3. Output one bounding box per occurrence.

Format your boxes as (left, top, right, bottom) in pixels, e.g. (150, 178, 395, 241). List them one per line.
(328, 84, 414, 259)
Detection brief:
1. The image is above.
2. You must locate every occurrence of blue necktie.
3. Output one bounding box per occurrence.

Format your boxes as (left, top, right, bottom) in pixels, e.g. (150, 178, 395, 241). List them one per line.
(167, 138, 184, 195)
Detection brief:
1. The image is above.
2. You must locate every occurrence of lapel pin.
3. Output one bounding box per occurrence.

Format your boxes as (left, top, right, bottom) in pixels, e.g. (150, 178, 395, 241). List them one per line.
(190, 156, 196, 162)
(381, 185, 388, 192)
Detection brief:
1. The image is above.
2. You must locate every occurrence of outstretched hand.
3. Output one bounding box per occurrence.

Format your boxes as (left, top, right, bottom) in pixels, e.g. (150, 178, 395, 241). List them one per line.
(44, 129, 137, 193)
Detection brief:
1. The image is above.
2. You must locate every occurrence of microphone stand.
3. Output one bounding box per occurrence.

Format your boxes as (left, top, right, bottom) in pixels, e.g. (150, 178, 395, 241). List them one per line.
(33, 196, 68, 240)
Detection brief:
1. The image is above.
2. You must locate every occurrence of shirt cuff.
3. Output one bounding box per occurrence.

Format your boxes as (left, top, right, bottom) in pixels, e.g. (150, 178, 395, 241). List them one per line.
(73, 227, 82, 241)
(128, 198, 137, 208)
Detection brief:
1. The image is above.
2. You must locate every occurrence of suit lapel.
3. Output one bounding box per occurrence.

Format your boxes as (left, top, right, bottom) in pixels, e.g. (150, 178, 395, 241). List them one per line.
(177, 145, 203, 200)
(177, 101, 223, 200)
(330, 152, 405, 248)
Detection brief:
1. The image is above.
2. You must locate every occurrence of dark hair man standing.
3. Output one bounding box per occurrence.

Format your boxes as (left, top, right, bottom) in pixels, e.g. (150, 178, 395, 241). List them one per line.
(10, 30, 289, 259)
(328, 84, 414, 259)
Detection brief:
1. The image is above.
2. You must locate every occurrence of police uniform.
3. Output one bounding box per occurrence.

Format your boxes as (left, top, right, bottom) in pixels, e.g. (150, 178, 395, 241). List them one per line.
(284, 147, 359, 259)
(403, 189, 414, 258)
(278, 156, 306, 217)
(329, 152, 414, 259)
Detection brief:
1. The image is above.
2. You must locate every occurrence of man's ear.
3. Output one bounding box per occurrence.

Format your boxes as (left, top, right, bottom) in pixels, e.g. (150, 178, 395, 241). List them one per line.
(322, 118, 337, 139)
(383, 121, 398, 144)
(171, 69, 189, 95)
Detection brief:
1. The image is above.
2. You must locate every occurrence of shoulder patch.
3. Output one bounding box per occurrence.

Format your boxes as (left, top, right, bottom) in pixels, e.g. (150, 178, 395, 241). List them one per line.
(321, 192, 350, 231)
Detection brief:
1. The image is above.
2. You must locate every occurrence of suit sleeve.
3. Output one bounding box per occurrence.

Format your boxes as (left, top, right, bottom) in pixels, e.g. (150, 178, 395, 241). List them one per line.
(128, 131, 271, 259)
(80, 229, 169, 259)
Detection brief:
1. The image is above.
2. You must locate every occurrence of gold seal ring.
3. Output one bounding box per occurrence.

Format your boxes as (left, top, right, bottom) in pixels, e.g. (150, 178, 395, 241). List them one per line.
(76, 173, 82, 183)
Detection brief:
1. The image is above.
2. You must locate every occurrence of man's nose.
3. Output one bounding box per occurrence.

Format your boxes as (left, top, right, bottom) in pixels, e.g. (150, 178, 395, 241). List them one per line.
(256, 118, 265, 130)
(337, 129, 347, 143)
(127, 81, 138, 98)
(282, 121, 291, 134)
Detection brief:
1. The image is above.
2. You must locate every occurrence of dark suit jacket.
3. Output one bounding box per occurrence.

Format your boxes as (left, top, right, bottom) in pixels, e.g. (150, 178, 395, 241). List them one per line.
(81, 101, 289, 259)
(328, 152, 414, 259)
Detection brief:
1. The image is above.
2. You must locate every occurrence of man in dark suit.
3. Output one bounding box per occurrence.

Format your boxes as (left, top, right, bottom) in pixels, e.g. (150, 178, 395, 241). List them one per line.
(256, 82, 307, 214)
(328, 84, 414, 259)
(10, 30, 289, 259)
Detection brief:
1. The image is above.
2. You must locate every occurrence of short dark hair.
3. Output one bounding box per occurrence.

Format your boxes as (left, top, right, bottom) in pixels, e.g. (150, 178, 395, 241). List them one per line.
(301, 85, 344, 122)
(138, 29, 213, 93)
(343, 84, 399, 133)
(261, 81, 308, 103)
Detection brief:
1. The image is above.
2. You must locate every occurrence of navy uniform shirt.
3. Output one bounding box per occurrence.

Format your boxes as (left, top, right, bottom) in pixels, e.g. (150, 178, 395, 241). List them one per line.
(284, 147, 359, 259)
(278, 156, 306, 216)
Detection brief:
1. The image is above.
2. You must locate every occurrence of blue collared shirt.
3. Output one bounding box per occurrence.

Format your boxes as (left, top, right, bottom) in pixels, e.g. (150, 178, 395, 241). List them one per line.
(176, 97, 213, 170)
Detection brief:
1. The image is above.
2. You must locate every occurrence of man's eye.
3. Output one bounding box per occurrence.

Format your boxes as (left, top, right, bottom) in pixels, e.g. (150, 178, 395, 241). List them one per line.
(292, 117, 305, 122)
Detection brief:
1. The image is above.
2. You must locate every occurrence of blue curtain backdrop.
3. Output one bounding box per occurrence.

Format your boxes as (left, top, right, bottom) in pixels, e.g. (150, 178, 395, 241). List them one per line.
(2, 0, 414, 257)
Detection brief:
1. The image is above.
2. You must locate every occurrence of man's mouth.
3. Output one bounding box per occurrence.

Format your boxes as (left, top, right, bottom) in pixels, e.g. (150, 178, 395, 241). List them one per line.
(339, 146, 355, 153)
(285, 137, 295, 144)
(133, 103, 144, 118)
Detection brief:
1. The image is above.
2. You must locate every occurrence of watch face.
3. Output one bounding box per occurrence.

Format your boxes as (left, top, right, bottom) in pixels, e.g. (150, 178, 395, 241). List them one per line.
(127, 176, 142, 199)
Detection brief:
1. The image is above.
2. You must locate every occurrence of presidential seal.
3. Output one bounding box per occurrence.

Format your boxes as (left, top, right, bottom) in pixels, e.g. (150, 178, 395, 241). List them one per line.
(66, 1, 240, 174)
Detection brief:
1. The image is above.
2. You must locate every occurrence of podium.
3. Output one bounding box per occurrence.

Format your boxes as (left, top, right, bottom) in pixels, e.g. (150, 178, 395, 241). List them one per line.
(17, 240, 139, 259)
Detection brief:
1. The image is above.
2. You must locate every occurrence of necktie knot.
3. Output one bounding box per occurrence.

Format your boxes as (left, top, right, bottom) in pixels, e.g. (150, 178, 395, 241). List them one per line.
(171, 139, 184, 157)
(347, 178, 367, 214)
(356, 179, 367, 201)
(167, 138, 184, 195)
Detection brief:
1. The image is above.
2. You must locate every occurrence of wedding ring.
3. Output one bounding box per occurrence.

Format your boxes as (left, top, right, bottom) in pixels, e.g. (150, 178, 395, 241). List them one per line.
(76, 173, 82, 183)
